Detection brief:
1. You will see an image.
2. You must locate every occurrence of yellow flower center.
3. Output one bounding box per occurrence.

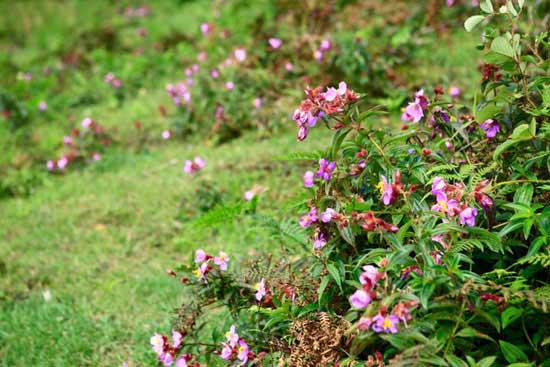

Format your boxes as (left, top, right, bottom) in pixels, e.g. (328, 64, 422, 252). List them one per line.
(192, 269, 202, 279)
(439, 200, 447, 211)
(383, 317, 394, 329)
(376, 181, 384, 193)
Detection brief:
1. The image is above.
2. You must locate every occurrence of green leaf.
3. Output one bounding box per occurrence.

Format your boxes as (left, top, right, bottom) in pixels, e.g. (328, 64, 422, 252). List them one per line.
(317, 275, 331, 304)
(329, 128, 352, 160)
(464, 15, 486, 32)
(476, 104, 501, 122)
(446, 355, 468, 367)
(514, 184, 534, 205)
(456, 327, 495, 342)
(326, 263, 343, 292)
(478, 356, 497, 367)
(511, 124, 532, 140)
(480, 0, 494, 13)
(491, 36, 516, 58)
(501, 307, 523, 329)
(499, 340, 528, 363)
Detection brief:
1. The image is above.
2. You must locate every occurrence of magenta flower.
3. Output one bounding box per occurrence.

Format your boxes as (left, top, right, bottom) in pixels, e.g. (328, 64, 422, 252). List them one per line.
(63, 136, 73, 146)
(299, 207, 318, 228)
(253, 97, 262, 109)
(459, 207, 478, 227)
(320, 39, 331, 51)
(234, 48, 246, 62)
(303, 171, 315, 188)
(200, 23, 211, 35)
(321, 208, 336, 223)
(172, 330, 183, 348)
(57, 156, 68, 170)
(221, 343, 233, 360)
(213, 251, 229, 271)
(268, 37, 282, 49)
(372, 314, 400, 333)
(313, 232, 327, 249)
(359, 265, 380, 288)
(401, 101, 424, 122)
(225, 81, 234, 90)
(47, 160, 55, 171)
(162, 130, 171, 140)
(210, 69, 219, 78)
(237, 340, 249, 365)
(480, 119, 500, 138)
(316, 159, 337, 181)
(285, 62, 294, 71)
(91, 152, 101, 161)
(349, 289, 371, 309)
(450, 86, 460, 98)
(322, 82, 347, 102)
(255, 278, 266, 301)
(194, 249, 207, 263)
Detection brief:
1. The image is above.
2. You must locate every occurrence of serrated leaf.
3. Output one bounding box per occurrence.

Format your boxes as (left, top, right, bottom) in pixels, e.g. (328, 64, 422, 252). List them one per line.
(491, 36, 515, 58)
(464, 15, 486, 32)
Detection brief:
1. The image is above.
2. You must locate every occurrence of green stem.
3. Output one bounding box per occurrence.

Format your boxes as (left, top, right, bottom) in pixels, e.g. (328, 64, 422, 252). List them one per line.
(493, 179, 550, 188)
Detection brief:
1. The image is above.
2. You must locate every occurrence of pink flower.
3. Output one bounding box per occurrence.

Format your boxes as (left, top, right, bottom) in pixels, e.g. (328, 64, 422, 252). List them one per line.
(322, 82, 347, 102)
(253, 97, 262, 109)
(234, 48, 247, 62)
(303, 171, 315, 188)
(112, 79, 121, 88)
(159, 352, 173, 366)
(244, 190, 255, 201)
(150, 333, 165, 354)
(237, 340, 249, 365)
(459, 207, 478, 227)
(91, 152, 101, 161)
(194, 249, 207, 263)
(104, 72, 115, 83)
(268, 37, 282, 49)
(401, 101, 424, 122)
(299, 207, 318, 228)
(193, 261, 210, 283)
(176, 356, 189, 367)
(316, 159, 336, 181)
(359, 265, 381, 288)
(183, 157, 206, 174)
(213, 251, 229, 271)
(197, 52, 207, 62)
(200, 23, 211, 35)
(321, 208, 336, 223)
(313, 231, 327, 250)
(57, 156, 68, 170)
(320, 39, 331, 51)
(210, 69, 219, 78)
(314, 50, 323, 61)
(63, 136, 73, 146)
(162, 130, 171, 140)
(225, 81, 234, 90)
(221, 343, 233, 360)
(184, 68, 193, 77)
(358, 317, 373, 330)
(191, 64, 199, 73)
(81, 117, 93, 128)
(431, 177, 447, 201)
(431, 198, 459, 216)
(255, 278, 266, 301)
(450, 86, 460, 97)
(285, 62, 294, 71)
(378, 175, 394, 205)
(47, 160, 55, 171)
(226, 325, 239, 346)
(38, 101, 48, 111)
(349, 289, 371, 309)
(172, 330, 183, 348)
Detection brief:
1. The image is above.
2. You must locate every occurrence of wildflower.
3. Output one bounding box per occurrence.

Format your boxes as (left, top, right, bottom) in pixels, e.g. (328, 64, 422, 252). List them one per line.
(104, 72, 115, 83)
(194, 249, 208, 263)
(392, 301, 417, 326)
(480, 119, 500, 138)
(183, 157, 206, 175)
(431, 197, 459, 216)
(268, 37, 282, 49)
(200, 23, 211, 35)
(299, 207, 318, 228)
(431, 177, 447, 201)
(193, 262, 210, 283)
(211, 69, 220, 78)
(401, 101, 424, 123)
(244, 190, 255, 201)
(172, 330, 183, 348)
(450, 86, 460, 97)
(213, 251, 229, 271)
(459, 207, 478, 227)
(349, 289, 371, 309)
(285, 62, 294, 71)
(57, 156, 69, 170)
(225, 81, 234, 90)
(321, 208, 336, 223)
(47, 160, 55, 171)
(314, 50, 323, 61)
(112, 79, 121, 88)
(372, 314, 400, 333)
(81, 117, 93, 128)
(313, 231, 327, 249)
(253, 97, 262, 109)
(176, 355, 190, 367)
(358, 317, 373, 330)
(150, 333, 166, 355)
(237, 340, 250, 364)
(185, 68, 193, 77)
(221, 343, 233, 360)
(254, 278, 266, 301)
(91, 153, 101, 161)
(234, 48, 246, 62)
(226, 325, 239, 346)
(191, 64, 199, 73)
(377, 175, 394, 205)
(359, 265, 382, 289)
(197, 51, 207, 62)
(244, 185, 267, 200)
(38, 101, 48, 111)
(162, 130, 171, 140)
(322, 82, 347, 102)
(320, 39, 331, 51)
(353, 211, 398, 233)
(316, 159, 337, 181)
(63, 136, 73, 146)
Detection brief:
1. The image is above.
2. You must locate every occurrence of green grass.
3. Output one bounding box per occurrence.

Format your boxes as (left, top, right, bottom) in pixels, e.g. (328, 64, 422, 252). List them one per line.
(0, 127, 330, 366)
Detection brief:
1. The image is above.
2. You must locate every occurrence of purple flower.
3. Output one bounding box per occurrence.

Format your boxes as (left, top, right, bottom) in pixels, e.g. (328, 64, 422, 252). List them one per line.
(313, 232, 327, 249)
(377, 175, 394, 205)
(253, 97, 262, 109)
(372, 314, 400, 333)
(320, 39, 331, 51)
(225, 81, 234, 90)
(299, 207, 318, 228)
(194, 249, 207, 263)
(459, 207, 478, 227)
(480, 119, 500, 138)
(431, 198, 459, 216)
(38, 101, 48, 111)
(316, 159, 337, 181)
(401, 101, 424, 122)
(349, 289, 371, 309)
(450, 86, 460, 97)
(321, 208, 336, 223)
(303, 171, 315, 188)
(268, 37, 282, 49)
(162, 130, 171, 140)
(255, 278, 266, 301)
(431, 177, 447, 201)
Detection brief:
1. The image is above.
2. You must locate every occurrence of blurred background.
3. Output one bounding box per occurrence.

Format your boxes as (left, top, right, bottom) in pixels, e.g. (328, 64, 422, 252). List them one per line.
(0, 1, 484, 365)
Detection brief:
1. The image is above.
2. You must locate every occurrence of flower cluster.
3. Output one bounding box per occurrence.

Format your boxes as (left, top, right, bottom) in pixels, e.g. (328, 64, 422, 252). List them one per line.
(358, 301, 417, 334)
(292, 82, 359, 140)
(219, 325, 252, 365)
(150, 330, 200, 367)
(183, 157, 205, 175)
(352, 211, 399, 233)
(349, 265, 384, 309)
(104, 72, 121, 88)
(166, 82, 192, 106)
(314, 39, 332, 61)
(430, 177, 478, 227)
(192, 249, 229, 283)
